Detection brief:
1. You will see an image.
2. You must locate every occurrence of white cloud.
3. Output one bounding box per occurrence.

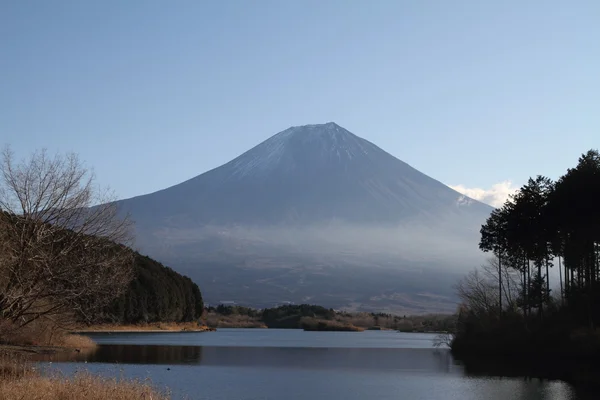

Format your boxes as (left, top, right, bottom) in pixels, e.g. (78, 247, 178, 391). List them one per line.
(449, 180, 519, 208)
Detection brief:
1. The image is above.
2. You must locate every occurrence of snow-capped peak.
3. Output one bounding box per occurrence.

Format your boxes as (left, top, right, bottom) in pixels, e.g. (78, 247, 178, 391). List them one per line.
(227, 123, 378, 178)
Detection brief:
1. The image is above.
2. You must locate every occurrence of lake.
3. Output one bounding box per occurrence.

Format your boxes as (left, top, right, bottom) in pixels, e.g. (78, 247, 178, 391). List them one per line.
(36, 329, 593, 400)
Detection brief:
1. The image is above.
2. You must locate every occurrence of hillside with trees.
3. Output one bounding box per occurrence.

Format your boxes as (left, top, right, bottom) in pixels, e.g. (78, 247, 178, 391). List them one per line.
(205, 304, 455, 332)
(98, 253, 204, 324)
(0, 147, 204, 345)
(451, 149, 600, 383)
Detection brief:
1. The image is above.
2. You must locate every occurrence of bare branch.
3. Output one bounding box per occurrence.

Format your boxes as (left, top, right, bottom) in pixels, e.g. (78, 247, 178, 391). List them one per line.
(455, 256, 522, 316)
(0, 145, 135, 327)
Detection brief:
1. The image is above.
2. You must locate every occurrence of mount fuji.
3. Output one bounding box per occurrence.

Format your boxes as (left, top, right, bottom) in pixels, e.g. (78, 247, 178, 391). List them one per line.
(117, 123, 494, 313)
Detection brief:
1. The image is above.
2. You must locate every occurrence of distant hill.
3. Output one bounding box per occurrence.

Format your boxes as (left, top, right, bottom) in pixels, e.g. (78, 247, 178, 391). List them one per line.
(115, 123, 494, 314)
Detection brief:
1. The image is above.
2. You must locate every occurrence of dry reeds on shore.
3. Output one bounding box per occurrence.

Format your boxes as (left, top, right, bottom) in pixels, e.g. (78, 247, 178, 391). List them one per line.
(52, 333, 97, 349)
(0, 353, 171, 400)
(0, 353, 35, 381)
(0, 318, 96, 349)
(1, 317, 170, 400)
(0, 372, 172, 400)
(76, 321, 213, 332)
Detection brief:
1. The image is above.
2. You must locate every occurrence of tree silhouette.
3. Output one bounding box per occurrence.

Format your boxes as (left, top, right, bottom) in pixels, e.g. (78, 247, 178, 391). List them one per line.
(476, 149, 600, 326)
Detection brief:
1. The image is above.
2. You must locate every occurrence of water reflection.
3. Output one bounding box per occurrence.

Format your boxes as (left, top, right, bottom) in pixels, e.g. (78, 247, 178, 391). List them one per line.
(456, 356, 599, 400)
(34, 345, 458, 372)
(32, 345, 202, 365)
(34, 344, 594, 400)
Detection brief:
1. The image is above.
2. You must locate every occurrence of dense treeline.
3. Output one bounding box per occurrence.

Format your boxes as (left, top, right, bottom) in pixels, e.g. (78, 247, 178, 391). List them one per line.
(452, 149, 600, 361)
(97, 253, 204, 324)
(262, 304, 335, 328)
(205, 304, 455, 332)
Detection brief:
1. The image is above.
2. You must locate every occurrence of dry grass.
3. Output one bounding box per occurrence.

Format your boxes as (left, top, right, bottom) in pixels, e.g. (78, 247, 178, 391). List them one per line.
(0, 372, 171, 400)
(0, 353, 35, 381)
(0, 319, 97, 350)
(0, 354, 170, 399)
(53, 334, 96, 349)
(76, 321, 214, 332)
(0, 318, 172, 398)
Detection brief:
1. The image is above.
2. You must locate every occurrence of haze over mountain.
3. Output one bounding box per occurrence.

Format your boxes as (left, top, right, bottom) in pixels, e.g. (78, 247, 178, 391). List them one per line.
(117, 123, 494, 313)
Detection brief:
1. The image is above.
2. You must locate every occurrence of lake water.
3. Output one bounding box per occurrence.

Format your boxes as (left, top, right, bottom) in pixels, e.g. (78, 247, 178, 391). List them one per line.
(36, 329, 593, 400)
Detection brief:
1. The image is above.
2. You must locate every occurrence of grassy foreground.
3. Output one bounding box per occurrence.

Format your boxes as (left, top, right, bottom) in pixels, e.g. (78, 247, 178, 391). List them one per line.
(0, 350, 171, 400)
(0, 321, 172, 400)
(0, 353, 170, 400)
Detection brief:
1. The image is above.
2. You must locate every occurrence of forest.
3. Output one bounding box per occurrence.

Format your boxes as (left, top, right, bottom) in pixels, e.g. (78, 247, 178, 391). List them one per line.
(97, 253, 204, 324)
(452, 149, 600, 367)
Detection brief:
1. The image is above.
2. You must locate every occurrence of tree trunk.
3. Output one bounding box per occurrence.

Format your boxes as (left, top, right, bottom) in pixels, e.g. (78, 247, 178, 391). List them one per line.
(522, 268, 528, 316)
(526, 260, 531, 315)
(590, 244, 596, 329)
(558, 255, 563, 302)
(538, 262, 543, 319)
(498, 254, 502, 314)
(545, 258, 550, 304)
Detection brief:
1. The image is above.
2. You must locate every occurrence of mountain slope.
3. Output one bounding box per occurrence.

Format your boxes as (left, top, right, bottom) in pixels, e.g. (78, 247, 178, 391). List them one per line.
(122, 122, 491, 228)
(116, 123, 494, 313)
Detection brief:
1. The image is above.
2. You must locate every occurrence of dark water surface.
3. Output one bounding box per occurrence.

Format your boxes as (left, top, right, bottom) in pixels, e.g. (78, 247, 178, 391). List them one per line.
(38, 329, 594, 400)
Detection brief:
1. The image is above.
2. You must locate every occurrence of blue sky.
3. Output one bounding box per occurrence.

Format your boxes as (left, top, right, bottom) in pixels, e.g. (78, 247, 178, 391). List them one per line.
(2, 1, 599, 206)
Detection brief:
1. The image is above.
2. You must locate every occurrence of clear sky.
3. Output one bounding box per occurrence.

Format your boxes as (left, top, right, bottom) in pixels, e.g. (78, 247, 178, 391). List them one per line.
(2, 1, 599, 206)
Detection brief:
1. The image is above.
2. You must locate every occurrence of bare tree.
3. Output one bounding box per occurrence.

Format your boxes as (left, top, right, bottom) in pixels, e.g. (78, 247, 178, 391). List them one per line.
(481, 256, 522, 310)
(0, 146, 135, 329)
(456, 269, 498, 316)
(432, 331, 454, 348)
(455, 256, 521, 316)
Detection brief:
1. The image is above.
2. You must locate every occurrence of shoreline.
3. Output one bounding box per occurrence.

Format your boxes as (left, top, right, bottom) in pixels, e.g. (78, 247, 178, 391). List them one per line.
(453, 351, 600, 389)
(72, 323, 216, 334)
(1, 324, 217, 356)
(450, 334, 600, 390)
(0, 344, 85, 357)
